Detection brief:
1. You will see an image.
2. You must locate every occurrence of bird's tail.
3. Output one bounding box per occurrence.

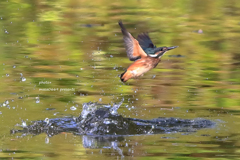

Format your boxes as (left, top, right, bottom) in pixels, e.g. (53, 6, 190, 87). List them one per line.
(120, 70, 131, 82)
(120, 70, 127, 82)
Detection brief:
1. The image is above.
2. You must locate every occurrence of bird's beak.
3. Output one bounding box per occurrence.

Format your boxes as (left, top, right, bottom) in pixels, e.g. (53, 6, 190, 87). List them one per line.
(167, 46, 178, 50)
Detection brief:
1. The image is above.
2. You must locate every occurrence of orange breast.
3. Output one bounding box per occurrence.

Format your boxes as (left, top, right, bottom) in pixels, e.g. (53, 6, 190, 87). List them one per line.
(127, 57, 160, 77)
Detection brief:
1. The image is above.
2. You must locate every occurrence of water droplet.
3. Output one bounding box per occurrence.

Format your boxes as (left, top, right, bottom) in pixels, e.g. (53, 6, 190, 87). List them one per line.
(22, 121, 27, 128)
(5, 100, 9, 105)
(21, 77, 26, 81)
(36, 99, 40, 103)
(44, 118, 49, 124)
(45, 137, 49, 144)
(70, 106, 77, 110)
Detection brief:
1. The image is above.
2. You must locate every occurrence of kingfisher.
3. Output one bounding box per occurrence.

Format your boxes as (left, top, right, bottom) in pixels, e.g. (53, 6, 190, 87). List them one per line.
(119, 21, 178, 82)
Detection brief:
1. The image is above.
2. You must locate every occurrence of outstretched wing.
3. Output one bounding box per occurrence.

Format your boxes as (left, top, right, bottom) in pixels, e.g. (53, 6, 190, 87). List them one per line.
(137, 33, 155, 50)
(119, 21, 148, 61)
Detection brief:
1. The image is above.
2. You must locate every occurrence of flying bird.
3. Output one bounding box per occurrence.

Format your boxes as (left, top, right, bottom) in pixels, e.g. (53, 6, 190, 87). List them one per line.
(119, 21, 178, 82)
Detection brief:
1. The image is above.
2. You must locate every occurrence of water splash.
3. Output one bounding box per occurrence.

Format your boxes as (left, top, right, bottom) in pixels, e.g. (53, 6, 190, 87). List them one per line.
(11, 100, 215, 136)
(81, 98, 124, 119)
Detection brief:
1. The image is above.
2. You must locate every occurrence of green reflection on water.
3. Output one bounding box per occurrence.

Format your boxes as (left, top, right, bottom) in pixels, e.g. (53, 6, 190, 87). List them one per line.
(0, 0, 240, 159)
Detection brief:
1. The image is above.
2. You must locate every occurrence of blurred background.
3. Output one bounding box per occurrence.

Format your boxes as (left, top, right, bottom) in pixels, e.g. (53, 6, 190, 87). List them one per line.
(0, 0, 240, 159)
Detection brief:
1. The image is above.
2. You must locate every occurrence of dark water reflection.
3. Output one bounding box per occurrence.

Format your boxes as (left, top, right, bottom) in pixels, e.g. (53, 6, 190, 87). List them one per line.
(1, 0, 240, 159)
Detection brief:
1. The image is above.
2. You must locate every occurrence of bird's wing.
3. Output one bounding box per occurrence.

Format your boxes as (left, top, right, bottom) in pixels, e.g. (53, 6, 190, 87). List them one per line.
(119, 21, 148, 61)
(137, 33, 155, 50)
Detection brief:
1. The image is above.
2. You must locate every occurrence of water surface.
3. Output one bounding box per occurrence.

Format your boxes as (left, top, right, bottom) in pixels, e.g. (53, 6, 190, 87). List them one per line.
(0, 0, 240, 159)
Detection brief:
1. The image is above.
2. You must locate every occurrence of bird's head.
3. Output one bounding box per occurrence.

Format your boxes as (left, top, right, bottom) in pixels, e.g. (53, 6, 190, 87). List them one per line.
(148, 46, 178, 58)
